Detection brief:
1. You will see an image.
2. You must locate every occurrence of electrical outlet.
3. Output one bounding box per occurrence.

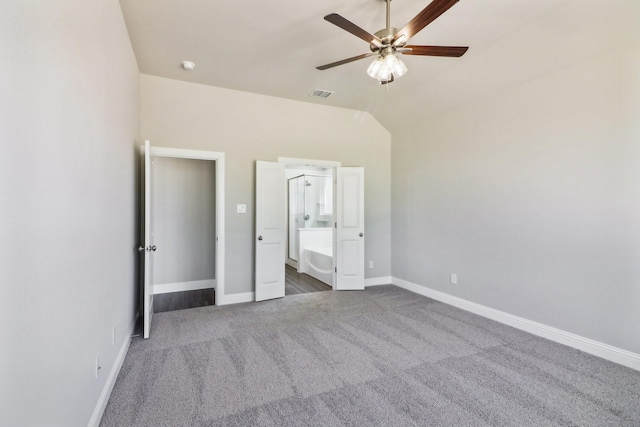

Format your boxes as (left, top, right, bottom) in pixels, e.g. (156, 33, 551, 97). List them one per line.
(450, 274, 457, 285)
(96, 355, 102, 378)
(236, 204, 246, 214)
(369, 260, 374, 269)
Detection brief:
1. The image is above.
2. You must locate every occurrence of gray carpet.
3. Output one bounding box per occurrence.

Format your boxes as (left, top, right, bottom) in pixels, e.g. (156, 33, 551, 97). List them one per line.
(100, 285, 640, 426)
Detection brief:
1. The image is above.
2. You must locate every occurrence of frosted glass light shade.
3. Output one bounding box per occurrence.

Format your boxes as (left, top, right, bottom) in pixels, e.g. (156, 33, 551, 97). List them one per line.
(367, 57, 384, 78)
(367, 53, 407, 83)
(384, 54, 407, 78)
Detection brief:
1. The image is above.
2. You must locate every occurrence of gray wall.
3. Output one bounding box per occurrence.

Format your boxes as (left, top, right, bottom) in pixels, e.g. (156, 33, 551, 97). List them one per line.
(391, 43, 640, 354)
(0, 1, 140, 425)
(153, 157, 216, 284)
(140, 74, 392, 296)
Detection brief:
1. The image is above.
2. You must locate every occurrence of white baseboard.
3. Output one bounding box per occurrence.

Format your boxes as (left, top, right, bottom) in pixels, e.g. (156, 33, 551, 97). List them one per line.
(365, 276, 392, 287)
(87, 315, 137, 427)
(153, 279, 216, 295)
(218, 291, 254, 305)
(392, 277, 640, 372)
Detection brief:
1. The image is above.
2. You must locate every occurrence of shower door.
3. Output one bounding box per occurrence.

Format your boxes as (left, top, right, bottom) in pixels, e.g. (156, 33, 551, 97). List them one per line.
(287, 177, 305, 262)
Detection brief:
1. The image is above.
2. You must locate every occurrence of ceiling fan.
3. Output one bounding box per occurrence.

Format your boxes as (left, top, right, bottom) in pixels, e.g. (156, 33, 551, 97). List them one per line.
(316, 0, 468, 84)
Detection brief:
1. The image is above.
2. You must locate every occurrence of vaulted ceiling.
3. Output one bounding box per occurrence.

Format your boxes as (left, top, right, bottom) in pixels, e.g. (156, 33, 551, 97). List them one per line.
(120, 0, 640, 133)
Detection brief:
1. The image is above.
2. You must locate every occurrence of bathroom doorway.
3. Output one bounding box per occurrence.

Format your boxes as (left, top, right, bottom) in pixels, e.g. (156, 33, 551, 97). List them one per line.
(285, 167, 334, 295)
(254, 158, 364, 302)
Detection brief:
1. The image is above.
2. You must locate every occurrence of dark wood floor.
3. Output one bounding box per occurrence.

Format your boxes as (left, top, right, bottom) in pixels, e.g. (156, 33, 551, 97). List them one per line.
(154, 288, 215, 313)
(152, 266, 329, 313)
(285, 264, 332, 295)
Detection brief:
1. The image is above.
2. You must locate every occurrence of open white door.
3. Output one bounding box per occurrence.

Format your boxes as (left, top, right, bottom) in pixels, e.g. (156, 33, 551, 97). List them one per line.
(141, 140, 154, 338)
(335, 167, 365, 290)
(255, 161, 286, 301)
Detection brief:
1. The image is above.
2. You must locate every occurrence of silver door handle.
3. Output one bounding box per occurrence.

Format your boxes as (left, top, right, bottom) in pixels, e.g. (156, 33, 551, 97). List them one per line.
(359, 233, 364, 237)
(138, 246, 145, 252)
(258, 236, 263, 241)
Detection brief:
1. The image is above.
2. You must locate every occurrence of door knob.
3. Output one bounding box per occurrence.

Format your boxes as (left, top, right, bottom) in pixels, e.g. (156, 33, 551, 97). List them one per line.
(137, 246, 145, 252)
(258, 236, 263, 241)
(359, 233, 364, 237)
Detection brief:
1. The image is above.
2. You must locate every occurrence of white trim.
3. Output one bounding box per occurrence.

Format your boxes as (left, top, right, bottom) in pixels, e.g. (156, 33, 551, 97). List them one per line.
(150, 146, 224, 161)
(278, 157, 341, 168)
(153, 279, 216, 295)
(142, 144, 225, 307)
(87, 316, 137, 427)
(218, 292, 255, 306)
(215, 154, 225, 306)
(391, 277, 640, 371)
(365, 276, 392, 287)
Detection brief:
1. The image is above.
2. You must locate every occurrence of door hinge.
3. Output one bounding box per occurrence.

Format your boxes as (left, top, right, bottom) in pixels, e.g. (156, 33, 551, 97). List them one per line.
(335, 267, 337, 273)
(335, 222, 337, 228)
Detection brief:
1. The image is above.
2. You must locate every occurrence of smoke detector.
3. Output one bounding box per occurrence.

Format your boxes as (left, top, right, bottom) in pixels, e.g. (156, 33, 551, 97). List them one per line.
(181, 61, 195, 71)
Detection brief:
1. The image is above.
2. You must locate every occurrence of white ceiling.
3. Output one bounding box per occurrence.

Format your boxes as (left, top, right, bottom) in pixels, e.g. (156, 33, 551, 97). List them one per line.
(120, 0, 640, 133)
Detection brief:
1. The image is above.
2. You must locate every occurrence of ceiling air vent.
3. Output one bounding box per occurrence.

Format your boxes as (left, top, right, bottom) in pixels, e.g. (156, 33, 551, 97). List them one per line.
(310, 89, 334, 99)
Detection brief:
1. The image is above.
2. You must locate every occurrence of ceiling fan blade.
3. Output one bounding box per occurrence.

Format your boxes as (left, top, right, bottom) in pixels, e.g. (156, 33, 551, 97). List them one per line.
(316, 53, 377, 71)
(401, 45, 468, 57)
(324, 13, 383, 48)
(392, 0, 460, 46)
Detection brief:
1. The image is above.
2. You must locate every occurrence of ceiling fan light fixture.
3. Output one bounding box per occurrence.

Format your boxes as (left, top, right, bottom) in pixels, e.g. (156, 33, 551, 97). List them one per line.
(367, 53, 406, 83)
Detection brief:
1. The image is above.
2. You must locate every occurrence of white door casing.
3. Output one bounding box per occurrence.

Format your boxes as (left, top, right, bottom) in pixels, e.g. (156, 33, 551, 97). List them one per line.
(140, 144, 226, 337)
(335, 167, 365, 290)
(142, 140, 154, 338)
(144, 146, 225, 304)
(255, 161, 286, 301)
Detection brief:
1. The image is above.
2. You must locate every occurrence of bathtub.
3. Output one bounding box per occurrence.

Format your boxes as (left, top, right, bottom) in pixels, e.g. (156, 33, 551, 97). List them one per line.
(302, 246, 333, 286)
(298, 228, 333, 287)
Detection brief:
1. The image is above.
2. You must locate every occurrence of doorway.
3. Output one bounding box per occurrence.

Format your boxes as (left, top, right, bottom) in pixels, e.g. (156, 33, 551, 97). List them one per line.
(152, 156, 216, 294)
(140, 143, 225, 338)
(151, 156, 217, 312)
(285, 166, 335, 295)
(254, 157, 365, 303)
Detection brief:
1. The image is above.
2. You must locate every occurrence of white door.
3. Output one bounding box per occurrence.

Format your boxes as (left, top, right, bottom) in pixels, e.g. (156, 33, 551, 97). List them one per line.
(335, 167, 365, 290)
(255, 161, 286, 301)
(142, 140, 155, 338)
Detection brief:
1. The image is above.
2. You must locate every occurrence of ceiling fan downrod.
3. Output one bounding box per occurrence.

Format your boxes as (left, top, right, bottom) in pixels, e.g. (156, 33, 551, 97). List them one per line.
(386, 0, 391, 31)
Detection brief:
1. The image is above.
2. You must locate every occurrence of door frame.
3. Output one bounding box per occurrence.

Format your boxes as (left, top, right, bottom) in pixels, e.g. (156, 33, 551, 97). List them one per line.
(147, 146, 226, 306)
(278, 157, 342, 291)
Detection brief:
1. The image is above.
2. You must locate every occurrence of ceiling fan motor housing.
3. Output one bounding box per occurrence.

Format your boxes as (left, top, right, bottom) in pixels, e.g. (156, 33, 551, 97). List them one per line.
(370, 28, 403, 51)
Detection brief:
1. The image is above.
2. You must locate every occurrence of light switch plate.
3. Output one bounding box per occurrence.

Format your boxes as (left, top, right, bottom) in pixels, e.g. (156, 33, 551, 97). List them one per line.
(236, 204, 246, 214)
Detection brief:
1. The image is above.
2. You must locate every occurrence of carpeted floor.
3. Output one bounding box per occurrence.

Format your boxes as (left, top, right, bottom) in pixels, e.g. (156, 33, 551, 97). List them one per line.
(100, 285, 640, 426)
